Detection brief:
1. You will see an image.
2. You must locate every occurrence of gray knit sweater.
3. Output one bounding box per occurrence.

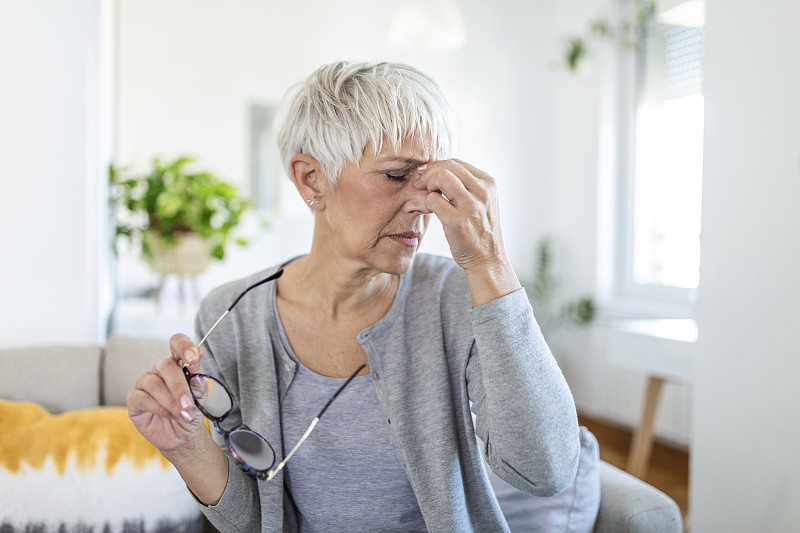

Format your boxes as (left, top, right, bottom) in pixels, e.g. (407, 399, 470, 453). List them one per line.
(195, 254, 580, 533)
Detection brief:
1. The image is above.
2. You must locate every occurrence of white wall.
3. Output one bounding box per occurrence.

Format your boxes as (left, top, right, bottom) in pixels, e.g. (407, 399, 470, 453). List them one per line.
(114, 0, 565, 295)
(0, 0, 114, 348)
(690, 0, 800, 529)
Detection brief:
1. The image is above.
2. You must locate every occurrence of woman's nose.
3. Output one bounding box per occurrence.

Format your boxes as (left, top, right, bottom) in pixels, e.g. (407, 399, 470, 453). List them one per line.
(406, 172, 433, 214)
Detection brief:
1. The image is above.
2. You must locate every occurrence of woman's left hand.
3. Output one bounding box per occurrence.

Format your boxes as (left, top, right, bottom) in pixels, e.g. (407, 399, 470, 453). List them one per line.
(416, 159, 521, 306)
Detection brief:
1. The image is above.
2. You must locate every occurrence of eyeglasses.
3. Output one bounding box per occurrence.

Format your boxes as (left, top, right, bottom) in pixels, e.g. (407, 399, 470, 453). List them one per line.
(183, 268, 366, 481)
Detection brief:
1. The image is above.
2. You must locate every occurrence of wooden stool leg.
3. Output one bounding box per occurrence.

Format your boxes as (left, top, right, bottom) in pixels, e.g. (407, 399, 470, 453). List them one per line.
(192, 275, 200, 306)
(155, 275, 165, 307)
(178, 275, 186, 303)
(627, 375, 666, 478)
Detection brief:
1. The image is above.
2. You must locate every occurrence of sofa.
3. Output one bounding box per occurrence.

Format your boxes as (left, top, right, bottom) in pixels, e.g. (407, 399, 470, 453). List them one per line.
(0, 336, 682, 533)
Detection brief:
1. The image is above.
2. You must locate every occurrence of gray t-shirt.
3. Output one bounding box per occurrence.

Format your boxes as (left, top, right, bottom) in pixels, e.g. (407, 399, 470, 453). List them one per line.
(279, 359, 426, 532)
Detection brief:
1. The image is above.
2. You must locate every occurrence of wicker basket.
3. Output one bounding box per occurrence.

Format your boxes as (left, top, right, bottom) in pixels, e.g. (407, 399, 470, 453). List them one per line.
(143, 232, 212, 276)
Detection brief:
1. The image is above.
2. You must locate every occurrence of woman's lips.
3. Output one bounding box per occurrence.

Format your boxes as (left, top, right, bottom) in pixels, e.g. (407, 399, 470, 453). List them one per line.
(388, 232, 421, 247)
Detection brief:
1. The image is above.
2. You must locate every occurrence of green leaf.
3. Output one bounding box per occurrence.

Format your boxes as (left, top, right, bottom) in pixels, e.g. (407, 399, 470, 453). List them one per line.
(211, 243, 225, 260)
(566, 38, 588, 71)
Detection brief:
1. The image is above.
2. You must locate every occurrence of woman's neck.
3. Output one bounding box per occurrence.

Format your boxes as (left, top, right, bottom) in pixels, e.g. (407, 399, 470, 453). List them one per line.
(278, 253, 399, 320)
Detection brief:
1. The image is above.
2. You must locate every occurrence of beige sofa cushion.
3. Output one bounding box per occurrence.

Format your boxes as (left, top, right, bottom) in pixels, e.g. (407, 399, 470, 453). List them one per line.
(0, 345, 102, 413)
(102, 336, 170, 406)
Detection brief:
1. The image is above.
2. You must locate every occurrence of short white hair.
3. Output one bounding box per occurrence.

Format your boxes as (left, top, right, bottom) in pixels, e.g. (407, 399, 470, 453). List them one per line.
(277, 60, 457, 186)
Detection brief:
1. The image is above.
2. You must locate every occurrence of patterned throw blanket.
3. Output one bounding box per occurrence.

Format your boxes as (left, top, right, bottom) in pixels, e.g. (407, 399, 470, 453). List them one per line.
(0, 399, 205, 533)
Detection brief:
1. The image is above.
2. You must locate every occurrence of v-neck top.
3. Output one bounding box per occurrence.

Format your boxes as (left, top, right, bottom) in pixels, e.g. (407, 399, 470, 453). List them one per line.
(276, 312, 426, 532)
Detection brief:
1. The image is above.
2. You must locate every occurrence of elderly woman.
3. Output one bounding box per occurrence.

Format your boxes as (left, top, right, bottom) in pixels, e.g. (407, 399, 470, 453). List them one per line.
(128, 60, 589, 532)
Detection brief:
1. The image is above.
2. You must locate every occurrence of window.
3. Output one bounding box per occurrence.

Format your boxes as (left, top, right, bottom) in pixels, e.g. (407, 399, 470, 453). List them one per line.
(616, 0, 705, 313)
(249, 103, 281, 214)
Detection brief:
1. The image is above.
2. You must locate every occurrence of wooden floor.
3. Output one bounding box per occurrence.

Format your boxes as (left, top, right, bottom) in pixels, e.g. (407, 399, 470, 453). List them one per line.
(579, 414, 690, 519)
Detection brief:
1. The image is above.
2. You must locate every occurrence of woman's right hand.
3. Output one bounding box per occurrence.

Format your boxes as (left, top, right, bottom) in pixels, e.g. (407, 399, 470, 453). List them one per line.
(127, 333, 208, 453)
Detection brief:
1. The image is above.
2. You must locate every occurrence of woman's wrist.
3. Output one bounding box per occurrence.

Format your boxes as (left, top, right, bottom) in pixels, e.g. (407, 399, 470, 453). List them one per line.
(161, 429, 229, 506)
(462, 258, 521, 307)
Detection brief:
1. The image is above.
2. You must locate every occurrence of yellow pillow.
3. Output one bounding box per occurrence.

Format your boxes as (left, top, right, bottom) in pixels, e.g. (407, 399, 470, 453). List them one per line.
(1, 400, 169, 475)
(0, 399, 203, 532)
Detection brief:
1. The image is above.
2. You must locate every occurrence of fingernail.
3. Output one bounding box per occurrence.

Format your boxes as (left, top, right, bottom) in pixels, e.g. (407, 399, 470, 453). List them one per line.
(180, 394, 193, 409)
(184, 348, 197, 364)
(181, 408, 195, 422)
(417, 164, 428, 172)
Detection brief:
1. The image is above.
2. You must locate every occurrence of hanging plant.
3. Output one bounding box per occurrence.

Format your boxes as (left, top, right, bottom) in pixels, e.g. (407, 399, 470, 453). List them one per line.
(559, 0, 656, 72)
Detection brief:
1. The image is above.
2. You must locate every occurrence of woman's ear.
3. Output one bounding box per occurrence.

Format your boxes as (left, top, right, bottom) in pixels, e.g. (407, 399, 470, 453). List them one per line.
(289, 154, 325, 206)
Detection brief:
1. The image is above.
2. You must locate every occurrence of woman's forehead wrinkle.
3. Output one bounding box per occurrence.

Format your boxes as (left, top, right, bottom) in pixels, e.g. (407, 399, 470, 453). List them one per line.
(376, 155, 428, 166)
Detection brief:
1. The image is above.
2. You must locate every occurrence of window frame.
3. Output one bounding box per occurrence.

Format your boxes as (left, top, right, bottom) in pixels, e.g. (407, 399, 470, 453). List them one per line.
(606, 0, 703, 318)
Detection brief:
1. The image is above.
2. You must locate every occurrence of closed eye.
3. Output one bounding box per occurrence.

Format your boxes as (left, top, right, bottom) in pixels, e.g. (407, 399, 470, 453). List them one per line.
(385, 173, 408, 183)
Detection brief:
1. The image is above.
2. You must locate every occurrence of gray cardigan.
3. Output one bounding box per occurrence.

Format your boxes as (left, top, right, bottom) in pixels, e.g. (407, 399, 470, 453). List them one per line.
(196, 254, 580, 532)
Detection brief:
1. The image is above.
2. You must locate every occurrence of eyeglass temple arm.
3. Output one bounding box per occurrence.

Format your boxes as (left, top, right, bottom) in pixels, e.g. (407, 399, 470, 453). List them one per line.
(315, 363, 367, 419)
(266, 363, 367, 481)
(195, 268, 285, 349)
(267, 418, 318, 481)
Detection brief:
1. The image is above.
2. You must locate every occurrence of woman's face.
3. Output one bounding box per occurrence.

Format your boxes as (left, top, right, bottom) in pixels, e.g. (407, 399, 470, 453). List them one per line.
(317, 137, 433, 276)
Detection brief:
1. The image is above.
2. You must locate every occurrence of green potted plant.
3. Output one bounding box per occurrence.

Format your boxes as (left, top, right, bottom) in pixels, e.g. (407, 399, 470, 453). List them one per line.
(523, 238, 596, 338)
(109, 155, 251, 277)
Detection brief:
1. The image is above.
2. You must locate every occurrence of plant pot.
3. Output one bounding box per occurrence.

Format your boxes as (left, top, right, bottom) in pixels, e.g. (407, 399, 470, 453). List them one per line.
(143, 232, 212, 276)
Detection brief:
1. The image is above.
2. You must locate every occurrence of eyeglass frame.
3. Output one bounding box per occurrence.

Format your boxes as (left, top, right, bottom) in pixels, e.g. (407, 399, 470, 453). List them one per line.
(182, 267, 366, 481)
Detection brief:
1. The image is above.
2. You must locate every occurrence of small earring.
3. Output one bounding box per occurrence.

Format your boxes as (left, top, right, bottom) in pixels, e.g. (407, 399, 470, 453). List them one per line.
(306, 198, 321, 206)
(306, 199, 312, 205)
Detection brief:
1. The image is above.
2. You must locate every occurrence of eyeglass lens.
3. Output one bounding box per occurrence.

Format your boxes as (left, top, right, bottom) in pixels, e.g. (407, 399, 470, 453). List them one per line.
(188, 374, 232, 418)
(187, 372, 277, 473)
(230, 428, 276, 470)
